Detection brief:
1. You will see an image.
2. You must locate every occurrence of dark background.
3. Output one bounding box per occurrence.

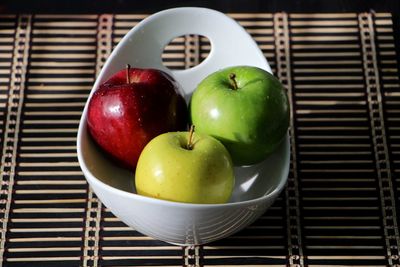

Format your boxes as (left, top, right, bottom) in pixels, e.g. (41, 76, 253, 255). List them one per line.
(0, 0, 399, 14)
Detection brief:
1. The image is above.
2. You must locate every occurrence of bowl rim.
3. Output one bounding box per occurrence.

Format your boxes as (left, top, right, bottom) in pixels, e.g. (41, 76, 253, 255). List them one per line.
(77, 6, 290, 210)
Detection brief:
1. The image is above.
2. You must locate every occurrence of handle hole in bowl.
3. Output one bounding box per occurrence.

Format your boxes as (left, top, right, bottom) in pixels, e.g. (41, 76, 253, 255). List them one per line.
(162, 34, 211, 71)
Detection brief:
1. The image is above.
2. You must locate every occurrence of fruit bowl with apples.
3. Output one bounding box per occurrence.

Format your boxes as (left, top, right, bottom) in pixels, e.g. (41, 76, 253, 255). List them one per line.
(77, 7, 290, 245)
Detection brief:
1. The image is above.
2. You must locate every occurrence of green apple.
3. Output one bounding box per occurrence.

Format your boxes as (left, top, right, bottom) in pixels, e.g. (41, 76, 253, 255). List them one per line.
(135, 129, 234, 204)
(190, 65, 289, 166)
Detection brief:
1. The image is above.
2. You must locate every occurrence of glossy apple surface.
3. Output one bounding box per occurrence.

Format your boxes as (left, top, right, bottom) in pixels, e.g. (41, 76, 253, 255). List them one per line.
(87, 67, 187, 170)
(190, 66, 289, 166)
(135, 131, 234, 204)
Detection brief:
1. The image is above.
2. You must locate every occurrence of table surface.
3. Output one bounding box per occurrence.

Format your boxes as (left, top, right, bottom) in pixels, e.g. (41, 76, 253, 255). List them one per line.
(0, 11, 400, 267)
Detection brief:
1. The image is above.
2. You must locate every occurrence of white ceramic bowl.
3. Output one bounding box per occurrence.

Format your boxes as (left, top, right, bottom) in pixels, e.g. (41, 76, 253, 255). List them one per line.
(77, 7, 290, 245)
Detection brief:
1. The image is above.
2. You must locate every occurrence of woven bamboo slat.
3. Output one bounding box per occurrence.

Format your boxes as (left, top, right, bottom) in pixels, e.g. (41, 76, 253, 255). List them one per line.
(0, 12, 398, 267)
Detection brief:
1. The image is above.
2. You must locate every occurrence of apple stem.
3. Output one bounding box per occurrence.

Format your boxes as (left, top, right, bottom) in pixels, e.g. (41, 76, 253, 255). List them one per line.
(187, 125, 195, 150)
(229, 73, 238, 90)
(126, 64, 131, 84)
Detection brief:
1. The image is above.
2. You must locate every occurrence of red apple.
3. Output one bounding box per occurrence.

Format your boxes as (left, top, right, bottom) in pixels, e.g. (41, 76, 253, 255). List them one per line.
(87, 66, 188, 170)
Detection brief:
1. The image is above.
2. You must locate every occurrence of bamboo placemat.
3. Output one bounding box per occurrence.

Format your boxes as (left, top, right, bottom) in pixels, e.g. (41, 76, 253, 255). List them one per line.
(0, 12, 399, 267)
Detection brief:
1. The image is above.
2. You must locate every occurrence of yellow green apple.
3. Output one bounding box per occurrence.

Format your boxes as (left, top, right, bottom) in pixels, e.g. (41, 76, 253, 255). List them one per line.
(135, 129, 234, 204)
